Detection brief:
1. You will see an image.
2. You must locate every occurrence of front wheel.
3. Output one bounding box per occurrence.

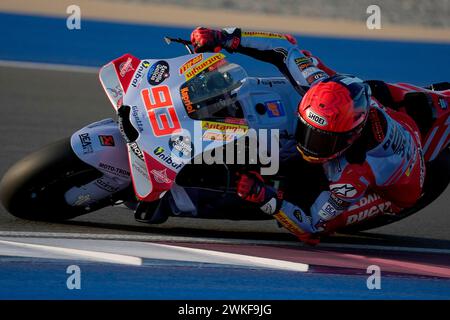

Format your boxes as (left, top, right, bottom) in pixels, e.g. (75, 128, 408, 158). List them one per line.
(0, 138, 116, 221)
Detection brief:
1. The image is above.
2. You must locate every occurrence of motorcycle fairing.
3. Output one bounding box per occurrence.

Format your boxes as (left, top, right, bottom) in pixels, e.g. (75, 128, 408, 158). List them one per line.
(101, 53, 250, 201)
(99, 54, 142, 111)
(70, 118, 131, 183)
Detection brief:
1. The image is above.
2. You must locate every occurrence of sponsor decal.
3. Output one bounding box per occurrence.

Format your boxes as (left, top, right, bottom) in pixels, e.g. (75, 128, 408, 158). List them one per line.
(153, 147, 183, 170)
(147, 60, 170, 85)
(418, 147, 425, 188)
(154, 146, 165, 155)
(348, 193, 382, 211)
(202, 131, 235, 142)
(141, 86, 181, 137)
(265, 101, 285, 118)
(202, 121, 248, 133)
(107, 85, 123, 98)
(169, 135, 193, 158)
(329, 192, 349, 210)
(78, 133, 93, 154)
(294, 57, 311, 65)
(293, 209, 303, 222)
(439, 98, 448, 110)
(202, 121, 248, 142)
(185, 53, 225, 81)
(260, 198, 277, 215)
(260, 79, 287, 86)
(405, 147, 418, 177)
(330, 183, 358, 198)
(99, 162, 130, 177)
(98, 135, 115, 147)
(129, 142, 144, 161)
(306, 71, 327, 85)
(74, 194, 91, 206)
(119, 57, 135, 77)
(307, 110, 328, 126)
(274, 210, 306, 237)
(179, 54, 203, 74)
(301, 67, 320, 77)
(180, 87, 196, 114)
(95, 179, 120, 193)
(298, 62, 314, 71)
(131, 60, 150, 88)
(131, 106, 145, 133)
(132, 161, 149, 180)
(318, 202, 338, 220)
(382, 125, 411, 160)
(369, 108, 385, 143)
(150, 168, 172, 184)
(242, 31, 286, 40)
(346, 201, 391, 225)
(224, 117, 247, 125)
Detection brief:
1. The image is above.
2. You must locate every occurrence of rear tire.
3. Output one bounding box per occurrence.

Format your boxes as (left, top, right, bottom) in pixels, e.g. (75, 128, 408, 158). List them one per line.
(0, 138, 105, 221)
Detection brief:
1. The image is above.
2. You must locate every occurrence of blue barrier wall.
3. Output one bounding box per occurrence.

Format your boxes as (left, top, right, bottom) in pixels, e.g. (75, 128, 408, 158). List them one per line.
(1, 12, 449, 85)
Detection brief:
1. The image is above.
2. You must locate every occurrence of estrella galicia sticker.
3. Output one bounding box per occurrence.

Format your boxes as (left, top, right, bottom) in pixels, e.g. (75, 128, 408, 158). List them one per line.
(147, 61, 170, 85)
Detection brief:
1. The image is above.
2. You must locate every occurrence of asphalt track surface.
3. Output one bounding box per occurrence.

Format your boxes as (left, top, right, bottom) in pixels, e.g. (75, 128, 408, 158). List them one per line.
(1, 64, 450, 246)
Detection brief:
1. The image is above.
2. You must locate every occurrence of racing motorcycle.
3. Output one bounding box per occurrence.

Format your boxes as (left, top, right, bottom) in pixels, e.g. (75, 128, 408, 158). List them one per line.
(1, 37, 449, 234)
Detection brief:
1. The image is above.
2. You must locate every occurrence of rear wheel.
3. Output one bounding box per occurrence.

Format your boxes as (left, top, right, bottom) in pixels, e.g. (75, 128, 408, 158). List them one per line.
(0, 138, 116, 221)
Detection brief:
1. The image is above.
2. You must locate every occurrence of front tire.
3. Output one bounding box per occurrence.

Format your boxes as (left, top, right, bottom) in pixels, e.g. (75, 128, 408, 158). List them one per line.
(0, 138, 105, 221)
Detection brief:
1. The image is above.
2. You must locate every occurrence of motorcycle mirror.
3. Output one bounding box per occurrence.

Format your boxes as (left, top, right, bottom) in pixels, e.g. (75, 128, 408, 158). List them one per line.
(164, 36, 194, 54)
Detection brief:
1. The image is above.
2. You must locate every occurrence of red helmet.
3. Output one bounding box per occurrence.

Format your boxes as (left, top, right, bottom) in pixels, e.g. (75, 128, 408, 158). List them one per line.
(295, 75, 371, 163)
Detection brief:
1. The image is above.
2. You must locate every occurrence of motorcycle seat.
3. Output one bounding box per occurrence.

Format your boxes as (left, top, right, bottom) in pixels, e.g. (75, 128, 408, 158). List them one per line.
(365, 80, 436, 137)
(402, 91, 437, 137)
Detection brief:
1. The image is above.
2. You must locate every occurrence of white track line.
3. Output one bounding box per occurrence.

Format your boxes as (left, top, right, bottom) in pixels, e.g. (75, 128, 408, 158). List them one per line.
(148, 242, 309, 272)
(0, 239, 142, 266)
(1, 231, 449, 255)
(0, 60, 98, 73)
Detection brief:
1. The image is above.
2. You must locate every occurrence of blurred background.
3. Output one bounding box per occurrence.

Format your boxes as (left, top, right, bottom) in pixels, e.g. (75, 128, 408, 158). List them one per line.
(106, 0, 450, 28)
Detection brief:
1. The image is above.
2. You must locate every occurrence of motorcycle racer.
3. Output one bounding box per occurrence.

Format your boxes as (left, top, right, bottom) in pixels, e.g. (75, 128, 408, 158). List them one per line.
(191, 27, 426, 245)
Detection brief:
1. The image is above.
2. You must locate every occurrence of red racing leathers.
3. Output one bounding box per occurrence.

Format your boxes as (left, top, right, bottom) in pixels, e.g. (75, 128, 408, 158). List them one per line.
(191, 27, 426, 244)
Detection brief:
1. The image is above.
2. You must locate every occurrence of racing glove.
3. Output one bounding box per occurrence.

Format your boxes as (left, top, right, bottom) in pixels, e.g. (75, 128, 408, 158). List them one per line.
(190, 27, 240, 53)
(236, 171, 282, 215)
(301, 49, 336, 77)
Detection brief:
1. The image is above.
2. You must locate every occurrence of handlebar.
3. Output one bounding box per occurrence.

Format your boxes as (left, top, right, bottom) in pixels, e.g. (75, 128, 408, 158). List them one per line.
(164, 36, 194, 54)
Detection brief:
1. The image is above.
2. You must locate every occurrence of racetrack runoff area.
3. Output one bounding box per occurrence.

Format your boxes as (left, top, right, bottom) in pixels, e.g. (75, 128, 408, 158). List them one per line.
(0, 1, 449, 299)
(1, 233, 450, 299)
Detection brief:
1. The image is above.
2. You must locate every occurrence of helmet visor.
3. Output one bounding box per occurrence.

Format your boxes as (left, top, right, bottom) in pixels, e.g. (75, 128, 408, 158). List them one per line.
(295, 117, 358, 160)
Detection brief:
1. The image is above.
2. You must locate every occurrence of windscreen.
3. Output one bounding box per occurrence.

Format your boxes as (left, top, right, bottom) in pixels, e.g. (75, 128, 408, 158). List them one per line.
(179, 62, 248, 121)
